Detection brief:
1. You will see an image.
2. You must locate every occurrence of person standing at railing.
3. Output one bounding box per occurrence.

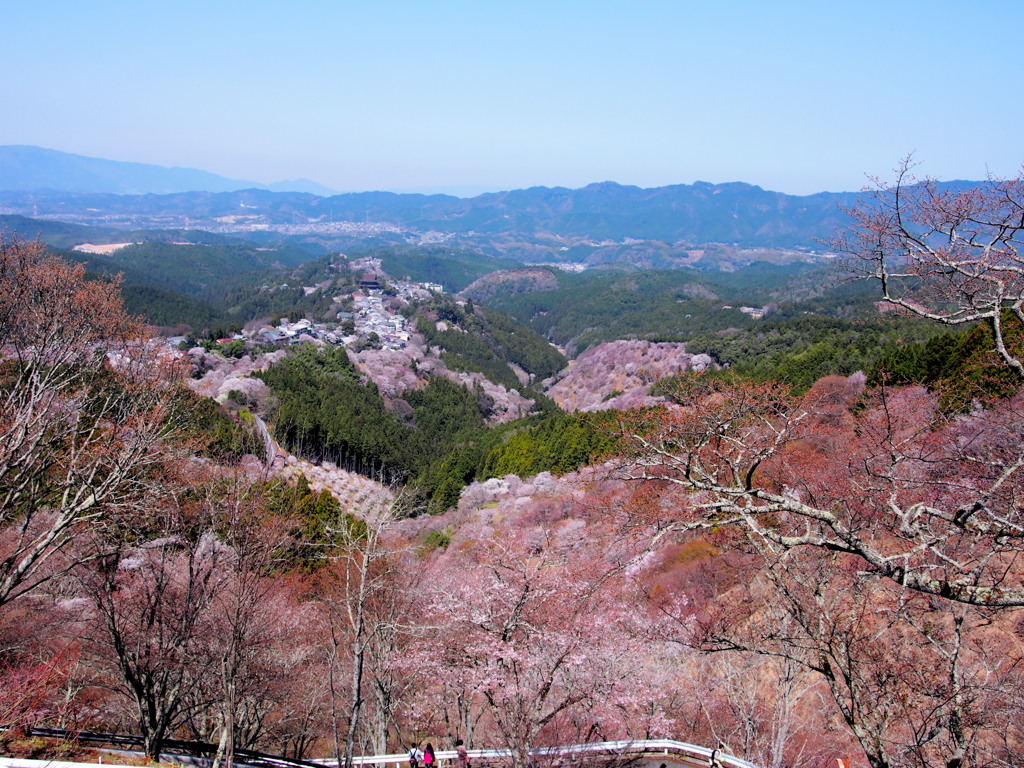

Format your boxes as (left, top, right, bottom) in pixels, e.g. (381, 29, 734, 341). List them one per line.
(709, 742, 728, 768)
(424, 743, 436, 768)
(454, 739, 470, 768)
(409, 742, 424, 768)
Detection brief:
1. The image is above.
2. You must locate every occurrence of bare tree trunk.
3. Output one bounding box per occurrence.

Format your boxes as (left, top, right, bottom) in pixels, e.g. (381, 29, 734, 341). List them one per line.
(322, 501, 408, 768)
(370, 679, 391, 756)
(211, 716, 230, 768)
(344, 590, 366, 768)
(212, 658, 238, 768)
(329, 635, 344, 768)
(342, 518, 379, 768)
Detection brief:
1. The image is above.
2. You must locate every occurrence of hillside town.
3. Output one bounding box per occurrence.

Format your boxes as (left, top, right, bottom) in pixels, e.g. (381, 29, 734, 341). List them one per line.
(169, 258, 445, 354)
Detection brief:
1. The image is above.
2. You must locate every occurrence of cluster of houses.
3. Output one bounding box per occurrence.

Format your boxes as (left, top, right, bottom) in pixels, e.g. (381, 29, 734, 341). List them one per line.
(350, 293, 410, 349)
(254, 317, 349, 346)
(720, 304, 776, 320)
(246, 274, 442, 352)
(738, 304, 775, 320)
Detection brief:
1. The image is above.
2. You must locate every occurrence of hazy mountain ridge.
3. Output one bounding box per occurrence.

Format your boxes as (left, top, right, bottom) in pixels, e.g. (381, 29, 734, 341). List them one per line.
(0, 145, 337, 196)
(0, 180, 853, 249)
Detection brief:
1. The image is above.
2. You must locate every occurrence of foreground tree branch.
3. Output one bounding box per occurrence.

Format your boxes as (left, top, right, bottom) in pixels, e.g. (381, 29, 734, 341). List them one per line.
(833, 158, 1024, 380)
(619, 375, 1024, 607)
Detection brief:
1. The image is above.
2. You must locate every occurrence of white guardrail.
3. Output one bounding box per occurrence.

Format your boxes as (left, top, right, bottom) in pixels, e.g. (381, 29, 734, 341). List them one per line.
(0, 739, 760, 768)
(315, 739, 760, 768)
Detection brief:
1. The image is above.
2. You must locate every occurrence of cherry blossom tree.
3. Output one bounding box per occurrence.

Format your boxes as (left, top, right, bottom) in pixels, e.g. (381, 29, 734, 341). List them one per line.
(687, 652, 829, 768)
(620, 374, 1024, 607)
(312, 501, 414, 768)
(0, 645, 79, 737)
(77, 485, 225, 760)
(400, 614, 486, 750)
(619, 374, 1024, 767)
(423, 531, 656, 768)
(256, 594, 332, 760)
(634, 535, 839, 767)
(0, 236, 186, 610)
(361, 557, 423, 756)
(688, 544, 1024, 768)
(194, 474, 299, 768)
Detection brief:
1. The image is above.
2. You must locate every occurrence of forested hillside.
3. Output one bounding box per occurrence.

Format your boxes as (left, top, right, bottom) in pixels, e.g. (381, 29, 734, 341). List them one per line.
(372, 245, 523, 292)
(411, 296, 566, 388)
(253, 343, 606, 513)
(483, 262, 835, 351)
(683, 314, 942, 391)
(479, 261, 946, 386)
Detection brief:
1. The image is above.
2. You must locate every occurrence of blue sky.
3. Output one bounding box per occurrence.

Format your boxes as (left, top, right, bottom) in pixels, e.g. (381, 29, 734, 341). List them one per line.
(4, 0, 1022, 195)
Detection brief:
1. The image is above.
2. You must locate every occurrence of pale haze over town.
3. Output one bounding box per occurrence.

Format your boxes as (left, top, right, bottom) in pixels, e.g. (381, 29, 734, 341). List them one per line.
(4, 0, 1023, 196)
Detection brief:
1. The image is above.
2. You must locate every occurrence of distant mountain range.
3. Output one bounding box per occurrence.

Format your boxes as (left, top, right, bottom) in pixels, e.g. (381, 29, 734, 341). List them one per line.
(0, 181, 858, 251)
(0, 145, 337, 196)
(0, 145, 981, 255)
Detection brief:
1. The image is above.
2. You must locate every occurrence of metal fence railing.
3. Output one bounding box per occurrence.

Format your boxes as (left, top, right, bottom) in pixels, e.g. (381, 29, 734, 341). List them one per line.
(320, 739, 759, 768)
(0, 731, 760, 768)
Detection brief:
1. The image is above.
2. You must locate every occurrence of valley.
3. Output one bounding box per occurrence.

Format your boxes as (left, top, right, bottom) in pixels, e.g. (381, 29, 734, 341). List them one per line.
(1, 168, 1023, 768)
